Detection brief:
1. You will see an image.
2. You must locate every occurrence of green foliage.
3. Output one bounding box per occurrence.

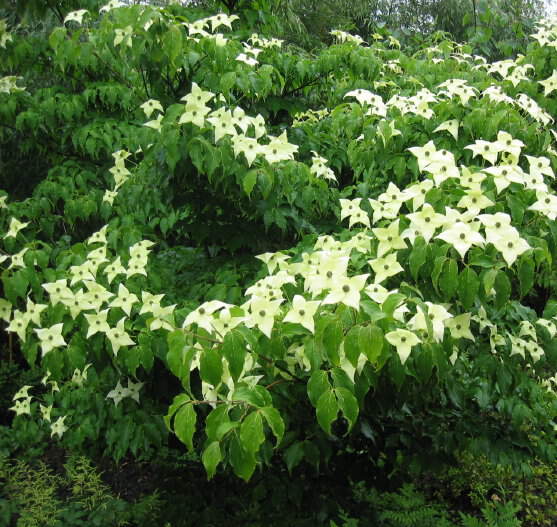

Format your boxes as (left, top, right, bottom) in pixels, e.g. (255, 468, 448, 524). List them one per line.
(2, 0, 557, 491)
(355, 482, 456, 526)
(431, 452, 557, 526)
(0, 453, 162, 527)
(333, 481, 523, 527)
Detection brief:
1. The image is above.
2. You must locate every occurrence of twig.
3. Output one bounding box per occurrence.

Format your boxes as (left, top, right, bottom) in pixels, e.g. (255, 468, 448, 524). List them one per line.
(180, 328, 305, 383)
(283, 69, 333, 97)
(139, 65, 150, 99)
(265, 379, 291, 390)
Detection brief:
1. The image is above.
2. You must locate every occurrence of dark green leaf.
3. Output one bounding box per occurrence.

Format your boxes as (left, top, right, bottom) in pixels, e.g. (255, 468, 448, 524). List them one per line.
(409, 237, 427, 280)
(458, 267, 479, 310)
(222, 330, 246, 383)
(494, 271, 511, 310)
(199, 348, 223, 387)
(240, 411, 265, 455)
(202, 441, 222, 480)
(518, 255, 535, 298)
(334, 387, 359, 432)
(321, 319, 343, 366)
(360, 324, 384, 364)
(174, 403, 196, 451)
(440, 259, 458, 299)
(229, 433, 256, 482)
(260, 407, 284, 446)
(307, 370, 331, 407)
(316, 390, 338, 435)
(343, 326, 361, 367)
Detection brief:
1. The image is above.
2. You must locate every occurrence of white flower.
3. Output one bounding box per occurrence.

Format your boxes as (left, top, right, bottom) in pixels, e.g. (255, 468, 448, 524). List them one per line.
(51, 416, 68, 438)
(64, 9, 88, 25)
(433, 119, 460, 140)
(445, 313, 474, 341)
(436, 222, 485, 259)
(322, 274, 369, 310)
(4, 217, 29, 239)
(369, 253, 404, 284)
(283, 295, 321, 333)
(106, 318, 134, 356)
(385, 329, 421, 364)
(35, 324, 66, 356)
(107, 381, 129, 406)
(408, 302, 452, 342)
(236, 53, 258, 67)
(140, 99, 164, 118)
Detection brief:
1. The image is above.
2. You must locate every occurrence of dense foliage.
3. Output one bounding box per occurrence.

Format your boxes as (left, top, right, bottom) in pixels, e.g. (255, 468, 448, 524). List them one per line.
(3, 0, 557, 524)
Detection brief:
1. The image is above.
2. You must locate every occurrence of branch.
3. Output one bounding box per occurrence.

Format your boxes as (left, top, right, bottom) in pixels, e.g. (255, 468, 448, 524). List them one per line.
(283, 69, 333, 97)
(44, 0, 64, 23)
(139, 65, 150, 99)
(189, 399, 245, 405)
(256, 353, 305, 383)
(180, 328, 305, 383)
(0, 123, 17, 132)
(93, 51, 135, 91)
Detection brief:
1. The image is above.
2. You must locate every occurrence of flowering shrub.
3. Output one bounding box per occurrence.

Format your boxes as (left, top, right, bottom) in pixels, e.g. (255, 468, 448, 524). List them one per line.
(3, 2, 557, 480)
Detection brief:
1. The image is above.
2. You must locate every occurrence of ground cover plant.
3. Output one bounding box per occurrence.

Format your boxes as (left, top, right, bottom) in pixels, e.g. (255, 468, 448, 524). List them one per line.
(3, 0, 557, 524)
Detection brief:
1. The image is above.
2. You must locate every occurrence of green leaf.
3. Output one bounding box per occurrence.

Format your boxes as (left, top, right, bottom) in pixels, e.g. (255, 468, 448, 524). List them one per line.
(240, 411, 265, 455)
(284, 441, 304, 474)
(518, 256, 535, 298)
(360, 300, 387, 322)
(164, 393, 189, 431)
(331, 367, 354, 393)
(506, 194, 525, 225)
(222, 330, 246, 383)
(229, 433, 257, 482)
(360, 324, 383, 364)
(2, 269, 29, 303)
(307, 370, 331, 407)
(316, 390, 338, 436)
(440, 259, 458, 299)
(220, 71, 236, 94)
(343, 326, 361, 367)
(205, 405, 230, 441)
(382, 293, 405, 318)
(409, 237, 427, 280)
(174, 403, 196, 451)
(458, 267, 479, 310)
(49, 27, 67, 52)
(431, 256, 447, 293)
(321, 319, 343, 366)
(334, 387, 359, 432)
(139, 344, 154, 372)
(199, 348, 223, 387)
(233, 384, 271, 407)
(215, 421, 239, 440)
(260, 407, 284, 446)
(243, 170, 258, 197)
(494, 271, 511, 310)
(202, 441, 222, 480)
(483, 268, 498, 296)
(166, 330, 194, 389)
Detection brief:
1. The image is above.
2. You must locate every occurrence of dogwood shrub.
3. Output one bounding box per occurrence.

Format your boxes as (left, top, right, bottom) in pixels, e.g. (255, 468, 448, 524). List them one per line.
(3, 2, 557, 479)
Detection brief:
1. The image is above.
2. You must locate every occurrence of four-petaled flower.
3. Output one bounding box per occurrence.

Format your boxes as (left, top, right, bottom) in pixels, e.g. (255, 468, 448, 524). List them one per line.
(386, 329, 421, 364)
(35, 323, 66, 356)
